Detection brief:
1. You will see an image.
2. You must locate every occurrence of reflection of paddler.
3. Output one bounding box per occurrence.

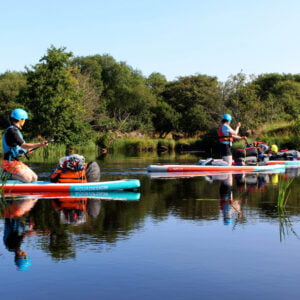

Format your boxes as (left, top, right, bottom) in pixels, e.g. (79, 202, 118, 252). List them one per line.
(3, 218, 34, 271)
(2, 198, 38, 271)
(219, 174, 243, 225)
(3, 199, 38, 218)
(219, 175, 234, 225)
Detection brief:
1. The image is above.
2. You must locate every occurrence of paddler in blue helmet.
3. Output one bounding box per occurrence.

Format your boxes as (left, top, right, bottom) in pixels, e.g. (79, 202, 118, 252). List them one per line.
(1, 108, 48, 182)
(218, 114, 246, 166)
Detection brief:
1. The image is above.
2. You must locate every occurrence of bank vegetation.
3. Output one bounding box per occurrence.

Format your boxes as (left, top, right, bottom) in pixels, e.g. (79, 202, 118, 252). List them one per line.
(1, 45, 300, 154)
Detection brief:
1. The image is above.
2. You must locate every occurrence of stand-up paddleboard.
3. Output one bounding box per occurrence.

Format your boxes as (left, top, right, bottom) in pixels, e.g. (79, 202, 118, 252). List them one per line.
(146, 164, 285, 173)
(147, 168, 284, 179)
(267, 160, 300, 166)
(2, 190, 141, 201)
(0, 179, 140, 193)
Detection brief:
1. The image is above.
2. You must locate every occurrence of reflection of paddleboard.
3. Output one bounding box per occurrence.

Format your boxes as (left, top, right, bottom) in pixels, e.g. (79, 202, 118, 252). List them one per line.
(3, 191, 141, 201)
(267, 160, 300, 167)
(148, 169, 284, 179)
(147, 164, 285, 173)
(1, 179, 140, 192)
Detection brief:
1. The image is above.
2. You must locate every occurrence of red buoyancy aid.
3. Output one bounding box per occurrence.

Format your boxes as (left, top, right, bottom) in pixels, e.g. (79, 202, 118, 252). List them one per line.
(50, 163, 88, 183)
(218, 126, 233, 142)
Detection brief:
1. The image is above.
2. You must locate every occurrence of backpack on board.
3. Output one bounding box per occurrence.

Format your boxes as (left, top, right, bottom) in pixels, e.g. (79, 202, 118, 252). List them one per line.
(50, 154, 100, 183)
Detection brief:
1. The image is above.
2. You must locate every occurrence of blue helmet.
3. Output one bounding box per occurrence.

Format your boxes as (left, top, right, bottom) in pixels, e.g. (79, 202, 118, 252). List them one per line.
(222, 114, 232, 122)
(11, 108, 28, 120)
(15, 256, 32, 271)
(224, 217, 233, 226)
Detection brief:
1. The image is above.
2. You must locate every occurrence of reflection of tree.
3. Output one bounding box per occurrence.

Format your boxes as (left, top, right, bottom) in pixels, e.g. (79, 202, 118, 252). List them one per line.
(28, 198, 144, 260)
(3, 173, 300, 262)
(30, 200, 76, 260)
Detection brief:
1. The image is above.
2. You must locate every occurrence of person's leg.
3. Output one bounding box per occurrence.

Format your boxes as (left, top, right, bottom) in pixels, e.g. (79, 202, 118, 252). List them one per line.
(13, 165, 38, 182)
(2, 160, 38, 182)
(220, 143, 233, 165)
(222, 155, 233, 166)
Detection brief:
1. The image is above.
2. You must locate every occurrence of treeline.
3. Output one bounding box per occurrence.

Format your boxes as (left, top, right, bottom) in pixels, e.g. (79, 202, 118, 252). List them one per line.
(1, 45, 300, 145)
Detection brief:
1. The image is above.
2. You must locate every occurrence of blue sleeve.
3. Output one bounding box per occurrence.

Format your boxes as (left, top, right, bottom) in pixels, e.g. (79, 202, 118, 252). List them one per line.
(222, 124, 231, 136)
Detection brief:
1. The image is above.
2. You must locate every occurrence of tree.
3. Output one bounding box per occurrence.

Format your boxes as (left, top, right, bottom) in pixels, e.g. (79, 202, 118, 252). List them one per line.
(222, 72, 262, 130)
(162, 74, 222, 135)
(0, 72, 27, 128)
(151, 100, 180, 138)
(146, 72, 167, 95)
(253, 73, 300, 123)
(73, 55, 158, 132)
(21, 46, 92, 144)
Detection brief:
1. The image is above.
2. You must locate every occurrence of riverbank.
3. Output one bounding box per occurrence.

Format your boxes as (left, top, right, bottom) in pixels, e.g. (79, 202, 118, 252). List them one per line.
(1, 121, 299, 161)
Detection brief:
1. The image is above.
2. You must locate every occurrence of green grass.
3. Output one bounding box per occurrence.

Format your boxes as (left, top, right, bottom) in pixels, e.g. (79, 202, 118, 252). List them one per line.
(111, 137, 157, 152)
(258, 121, 292, 136)
(277, 178, 294, 207)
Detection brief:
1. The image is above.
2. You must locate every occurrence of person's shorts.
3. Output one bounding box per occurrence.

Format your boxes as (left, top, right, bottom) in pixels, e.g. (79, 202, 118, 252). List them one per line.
(2, 160, 30, 175)
(220, 143, 232, 157)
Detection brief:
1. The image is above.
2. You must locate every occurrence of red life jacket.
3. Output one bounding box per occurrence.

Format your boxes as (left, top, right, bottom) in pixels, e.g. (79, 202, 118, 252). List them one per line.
(50, 163, 88, 183)
(218, 126, 233, 142)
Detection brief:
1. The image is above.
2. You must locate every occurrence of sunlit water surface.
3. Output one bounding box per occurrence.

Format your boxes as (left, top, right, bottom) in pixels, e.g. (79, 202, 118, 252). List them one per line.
(1, 153, 300, 299)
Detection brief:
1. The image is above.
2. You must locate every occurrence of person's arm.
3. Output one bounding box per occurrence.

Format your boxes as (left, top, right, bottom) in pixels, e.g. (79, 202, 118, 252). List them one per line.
(228, 123, 246, 140)
(229, 122, 241, 135)
(8, 127, 48, 150)
(21, 141, 48, 151)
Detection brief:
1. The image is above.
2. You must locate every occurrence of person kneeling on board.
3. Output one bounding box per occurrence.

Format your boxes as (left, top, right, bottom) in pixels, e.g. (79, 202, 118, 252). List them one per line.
(1, 108, 48, 182)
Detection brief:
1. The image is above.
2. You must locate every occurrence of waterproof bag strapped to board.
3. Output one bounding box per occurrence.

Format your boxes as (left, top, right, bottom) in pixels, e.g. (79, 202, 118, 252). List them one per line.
(50, 154, 101, 183)
(270, 150, 300, 161)
(234, 142, 269, 166)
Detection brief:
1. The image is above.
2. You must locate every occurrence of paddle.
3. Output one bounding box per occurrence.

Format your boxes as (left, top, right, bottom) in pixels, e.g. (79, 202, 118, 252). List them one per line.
(24, 139, 55, 160)
(30, 139, 55, 152)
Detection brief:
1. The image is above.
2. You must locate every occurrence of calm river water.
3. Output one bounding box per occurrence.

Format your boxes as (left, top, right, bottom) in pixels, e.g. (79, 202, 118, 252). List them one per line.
(1, 152, 300, 300)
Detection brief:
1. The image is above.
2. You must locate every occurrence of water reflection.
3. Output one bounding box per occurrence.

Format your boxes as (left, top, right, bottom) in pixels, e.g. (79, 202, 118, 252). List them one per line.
(52, 198, 100, 225)
(1, 166, 300, 272)
(3, 199, 39, 271)
(219, 174, 244, 226)
(196, 170, 300, 241)
(0, 191, 141, 266)
(278, 206, 300, 242)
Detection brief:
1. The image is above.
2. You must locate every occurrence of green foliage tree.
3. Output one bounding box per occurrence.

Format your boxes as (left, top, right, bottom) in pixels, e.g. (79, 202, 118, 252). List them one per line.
(0, 72, 27, 128)
(271, 80, 300, 120)
(74, 54, 157, 132)
(151, 100, 180, 138)
(21, 46, 93, 144)
(222, 72, 262, 130)
(253, 73, 300, 124)
(162, 74, 222, 135)
(146, 72, 167, 95)
(3, 45, 300, 142)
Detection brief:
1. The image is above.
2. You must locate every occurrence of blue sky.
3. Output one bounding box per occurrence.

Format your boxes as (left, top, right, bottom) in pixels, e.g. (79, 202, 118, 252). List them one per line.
(1, 0, 300, 82)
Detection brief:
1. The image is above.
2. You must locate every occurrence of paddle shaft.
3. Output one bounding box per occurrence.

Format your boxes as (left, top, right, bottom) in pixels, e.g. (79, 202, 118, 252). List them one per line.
(30, 139, 54, 152)
(24, 139, 54, 160)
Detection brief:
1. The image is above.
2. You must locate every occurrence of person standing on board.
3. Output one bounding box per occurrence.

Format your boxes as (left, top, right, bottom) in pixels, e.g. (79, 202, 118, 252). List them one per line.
(218, 114, 246, 166)
(1, 108, 48, 182)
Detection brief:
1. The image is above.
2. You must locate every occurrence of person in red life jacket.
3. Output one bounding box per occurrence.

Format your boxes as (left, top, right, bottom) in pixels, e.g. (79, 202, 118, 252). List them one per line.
(218, 114, 246, 166)
(1, 108, 48, 182)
